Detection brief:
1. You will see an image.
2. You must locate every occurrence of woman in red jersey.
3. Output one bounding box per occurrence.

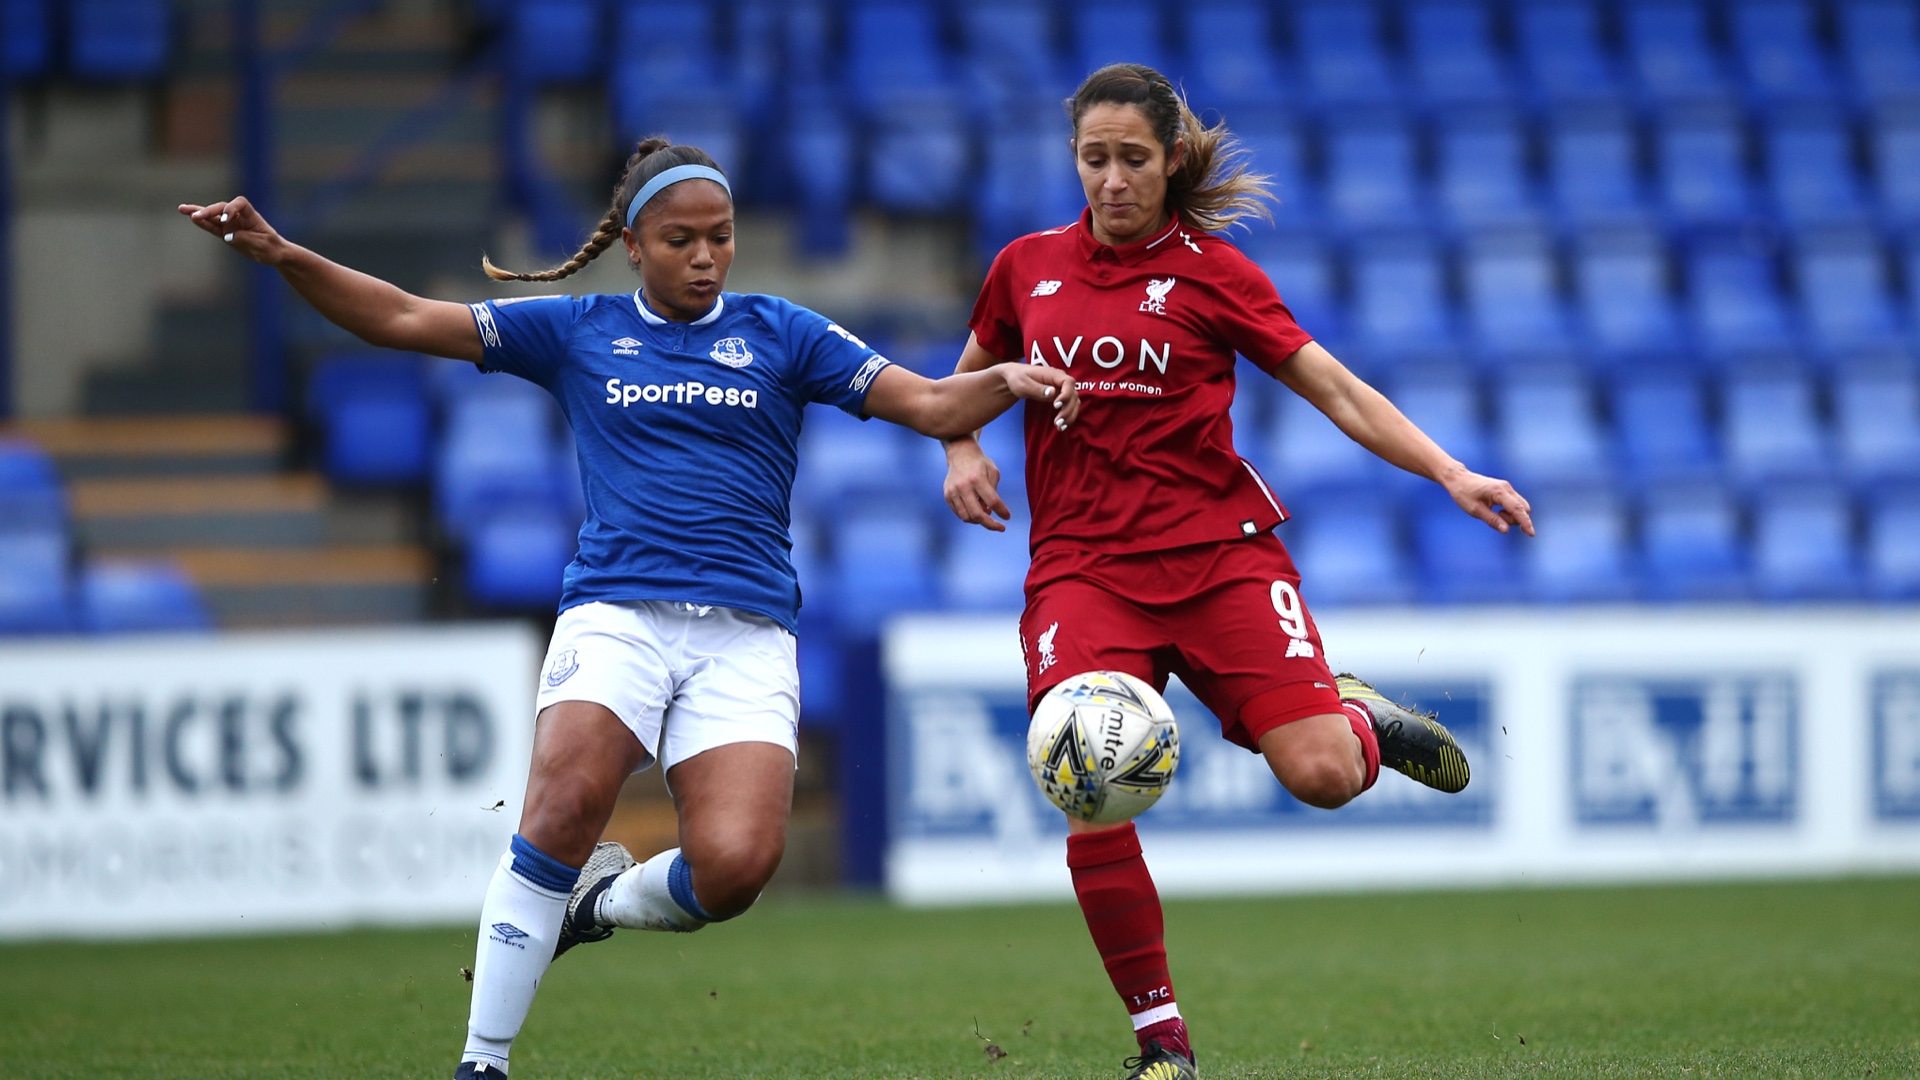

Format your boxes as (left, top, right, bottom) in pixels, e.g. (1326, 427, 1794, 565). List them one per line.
(942, 64, 1535, 1080)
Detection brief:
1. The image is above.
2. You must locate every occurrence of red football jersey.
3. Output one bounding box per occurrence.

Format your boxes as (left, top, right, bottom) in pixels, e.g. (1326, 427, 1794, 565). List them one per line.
(969, 209, 1313, 556)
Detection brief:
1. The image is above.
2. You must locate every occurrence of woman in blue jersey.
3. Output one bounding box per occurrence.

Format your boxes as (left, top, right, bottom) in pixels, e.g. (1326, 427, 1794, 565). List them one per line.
(181, 137, 1078, 1079)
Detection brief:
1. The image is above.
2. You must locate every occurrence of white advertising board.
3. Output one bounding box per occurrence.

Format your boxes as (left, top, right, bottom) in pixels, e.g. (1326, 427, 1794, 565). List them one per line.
(0, 624, 540, 939)
(885, 609, 1920, 905)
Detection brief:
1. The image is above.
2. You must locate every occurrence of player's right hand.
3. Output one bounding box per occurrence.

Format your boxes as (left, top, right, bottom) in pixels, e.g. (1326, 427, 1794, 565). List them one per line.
(943, 438, 1012, 532)
(178, 197, 285, 266)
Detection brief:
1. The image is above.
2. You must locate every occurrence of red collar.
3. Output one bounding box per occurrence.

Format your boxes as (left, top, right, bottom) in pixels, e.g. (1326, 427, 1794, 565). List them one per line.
(1073, 208, 1190, 266)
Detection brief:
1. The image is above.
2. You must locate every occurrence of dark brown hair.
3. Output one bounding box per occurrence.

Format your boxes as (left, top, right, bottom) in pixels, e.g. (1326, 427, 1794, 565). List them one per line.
(482, 138, 728, 282)
(1066, 63, 1273, 234)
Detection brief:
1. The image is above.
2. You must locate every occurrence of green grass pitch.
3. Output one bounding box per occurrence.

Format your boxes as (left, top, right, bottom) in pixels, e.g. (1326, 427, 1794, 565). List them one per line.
(2, 876, 1916, 1078)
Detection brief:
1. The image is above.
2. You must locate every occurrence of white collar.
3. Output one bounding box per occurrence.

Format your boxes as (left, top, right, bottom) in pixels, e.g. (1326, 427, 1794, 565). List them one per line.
(632, 289, 725, 327)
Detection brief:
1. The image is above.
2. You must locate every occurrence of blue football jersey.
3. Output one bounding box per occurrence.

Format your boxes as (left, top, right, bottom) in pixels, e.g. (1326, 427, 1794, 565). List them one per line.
(467, 290, 893, 630)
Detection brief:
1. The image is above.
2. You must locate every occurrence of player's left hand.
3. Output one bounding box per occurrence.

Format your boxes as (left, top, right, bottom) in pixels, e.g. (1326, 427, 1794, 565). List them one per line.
(1001, 364, 1081, 430)
(1442, 467, 1535, 536)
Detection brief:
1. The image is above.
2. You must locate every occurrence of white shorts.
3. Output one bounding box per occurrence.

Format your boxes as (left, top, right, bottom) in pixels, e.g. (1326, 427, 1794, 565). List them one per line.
(535, 600, 800, 773)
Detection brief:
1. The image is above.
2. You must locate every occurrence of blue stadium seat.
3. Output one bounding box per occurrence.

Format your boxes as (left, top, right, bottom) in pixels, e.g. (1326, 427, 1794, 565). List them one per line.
(307, 354, 431, 487)
(1294, 2, 1400, 111)
(1870, 112, 1920, 229)
(1183, 1, 1290, 112)
(1436, 113, 1543, 233)
(1350, 235, 1460, 362)
(435, 383, 562, 538)
(4, 0, 51, 77)
(1286, 497, 1414, 605)
(465, 511, 577, 608)
(976, 126, 1083, 255)
(1839, 0, 1920, 108)
(1793, 230, 1907, 357)
(1524, 486, 1638, 601)
(1462, 232, 1578, 361)
(1686, 240, 1798, 360)
(1575, 228, 1686, 365)
(782, 0, 836, 88)
(1549, 111, 1652, 230)
(1246, 233, 1343, 347)
(1516, 1, 1627, 110)
(1267, 388, 1387, 500)
(1404, 1, 1513, 110)
(70, 0, 169, 80)
(1732, 1, 1842, 108)
(79, 559, 209, 634)
(0, 529, 70, 634)
(1496, 373, 1611, 486)
(963, 2, 1070, 119)
(1865, 487, 1920, 597)
(794, 407, 914, 509)
(831, 509, 937, 634)
(1765, 110, 1871, 230)
(609, 3, 740, 163)
(1325, 116, 1427, 233)
(1835, 361, 1920, 485)
(1072, 0, 1173, 84)
(1752, 487, 1860, 598)
(0, 438, 66, 532)
(507, 0, 600, 85)
(868, 98, 970, 213)
(941, 518, 1029, 611)
(1624, 0, 1736, 109)
(1612, 369, 1720, 485)
(1389, 371, 1492, 480)
(1234, 124, 1316, 232)
(1657, 109, 1760, 232)
(1641, 481, 1748, 599)
(849, 1, 951, 107)
(1412, 489, 1524, 602)
(786, 92, 855, 255)
(1723, 365, 1831, 486)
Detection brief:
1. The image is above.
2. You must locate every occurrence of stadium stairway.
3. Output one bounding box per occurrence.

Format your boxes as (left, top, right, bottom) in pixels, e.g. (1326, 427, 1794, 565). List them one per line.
(1, 415, 434, 627)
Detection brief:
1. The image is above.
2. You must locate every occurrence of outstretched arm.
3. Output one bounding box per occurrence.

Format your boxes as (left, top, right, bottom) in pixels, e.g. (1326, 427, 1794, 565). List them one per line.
(1275, 341, 1535, 536)
(930, 334, 1023, 531)
(179, 197, 484, 363)
(863, 357, 1077, 442)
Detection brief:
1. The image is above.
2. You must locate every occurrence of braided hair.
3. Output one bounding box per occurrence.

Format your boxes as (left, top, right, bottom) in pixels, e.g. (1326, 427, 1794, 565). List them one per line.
(482, 138, 729, 282)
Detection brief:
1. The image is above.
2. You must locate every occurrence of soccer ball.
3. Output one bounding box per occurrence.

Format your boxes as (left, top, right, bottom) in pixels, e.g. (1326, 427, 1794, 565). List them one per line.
(1026, 671, 1180, 824)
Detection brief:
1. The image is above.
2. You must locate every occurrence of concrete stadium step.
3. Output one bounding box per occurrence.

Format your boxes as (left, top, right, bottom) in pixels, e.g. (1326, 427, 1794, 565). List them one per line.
(118, 545, 436, 627)
(69, 474, 329, 549)
(1, 415, 288, 478)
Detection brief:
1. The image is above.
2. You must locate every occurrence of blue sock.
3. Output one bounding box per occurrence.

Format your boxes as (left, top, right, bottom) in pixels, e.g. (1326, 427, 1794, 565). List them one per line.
(667, 852, 720, 922)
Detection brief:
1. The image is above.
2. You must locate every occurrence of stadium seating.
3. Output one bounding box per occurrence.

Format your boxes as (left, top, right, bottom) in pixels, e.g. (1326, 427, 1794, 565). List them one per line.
(1524, 486, 1637, 601)
(1733, 0, 1843, 108)
(1496, 373, 1611, 487)
(1516, 1, 1628, 110)
(306, 354, 432, 487)
(1350, 234, 1459, 360)
(1865, 486, 1920, 597)
(1612, 369, 1720, 485)
(466, 512, 576, 608)
(1752, 486, 1860, 598)
(1765, 108, 1872, 230)
(1838, 1, 1920, 109)
(831, 508, 937, 634)
(1575, 228, 1687, 364)
(1834, 361, 1920, 485)
(1325, 115, 1427, 234)
(1183, 1, 1290, 113)
(1287, 496, 1414, 605)
(1549, 110, 1654, 230)
(1437, 112, 1544, 234)
(69, 0, 170, 80)
(1658, 107, 1760, 232)
(1405, 1, 1515, 111)
(508, 0, 600, 84)
(1641, 481, 1748, 599)
(1723, 365, 1832, 486)
(3, 0, 51, 78)
(79, 559, 210, 633)
(1072, 0, 1174, 87)
(1625, 0, 1737, 109)
(1463, 231, 1578, 361)
(1793, 229, 1908, 357)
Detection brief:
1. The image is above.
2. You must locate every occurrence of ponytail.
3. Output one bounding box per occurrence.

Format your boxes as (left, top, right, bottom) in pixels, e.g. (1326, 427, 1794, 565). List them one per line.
(481, 137, 729, 282)
(1067, 64, 1274, 234)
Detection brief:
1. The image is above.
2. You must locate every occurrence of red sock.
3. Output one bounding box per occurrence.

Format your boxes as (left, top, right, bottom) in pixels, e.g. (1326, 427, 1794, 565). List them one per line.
(1066, 822, 1191, 1061)
(1341, 700, 1383, 792)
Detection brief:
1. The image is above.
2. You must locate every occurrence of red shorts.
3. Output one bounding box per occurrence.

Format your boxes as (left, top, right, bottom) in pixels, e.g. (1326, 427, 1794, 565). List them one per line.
(1020, 532, 1342, 752)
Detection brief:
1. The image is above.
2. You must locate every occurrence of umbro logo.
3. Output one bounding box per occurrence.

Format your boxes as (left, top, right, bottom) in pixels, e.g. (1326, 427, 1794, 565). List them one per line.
(489, 922, 530, 949)
(1031, 280, 1063, 297)
(611, 337, 642, 356)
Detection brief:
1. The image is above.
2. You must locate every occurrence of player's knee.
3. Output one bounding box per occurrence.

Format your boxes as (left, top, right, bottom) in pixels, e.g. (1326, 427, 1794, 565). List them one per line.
(1276, 747, 1364, 810)
(692, 832, 785, 918)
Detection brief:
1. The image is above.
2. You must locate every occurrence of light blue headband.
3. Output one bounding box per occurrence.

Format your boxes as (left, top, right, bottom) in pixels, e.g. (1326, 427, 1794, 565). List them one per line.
(624, 164, 731, 230)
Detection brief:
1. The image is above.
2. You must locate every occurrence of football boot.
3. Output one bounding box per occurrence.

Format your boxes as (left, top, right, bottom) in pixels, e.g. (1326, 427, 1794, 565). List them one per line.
(453, 1061, 505, 1078)
(1337, 673, 1471, 794)
(1121, 1039, 1198, 1080)
(553, 841, 635, 958)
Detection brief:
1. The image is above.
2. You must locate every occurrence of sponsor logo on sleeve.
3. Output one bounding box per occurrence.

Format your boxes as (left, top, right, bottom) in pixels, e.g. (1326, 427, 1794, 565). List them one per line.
(709, 337, 754, 368)
(1030, 280, 1063, 297)
(469, 302, 501, 347)
(849, 355, 891, 393)
(611, 337, 642, 356)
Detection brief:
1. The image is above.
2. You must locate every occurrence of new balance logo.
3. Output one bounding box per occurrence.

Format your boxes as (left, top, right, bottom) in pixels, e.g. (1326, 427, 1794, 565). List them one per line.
(611, 336, 641, 356)
(1284, 638, 1316, 659)
(1031, 280, 1063, 297)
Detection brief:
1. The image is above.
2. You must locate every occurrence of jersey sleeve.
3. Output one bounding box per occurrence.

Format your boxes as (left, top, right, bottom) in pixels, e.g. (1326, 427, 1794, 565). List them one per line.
(1213, 253, 1315, 375)
(966, 245, 1024, 360)
(783, 303, 894, 417)
(469, 295, 585, 386)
